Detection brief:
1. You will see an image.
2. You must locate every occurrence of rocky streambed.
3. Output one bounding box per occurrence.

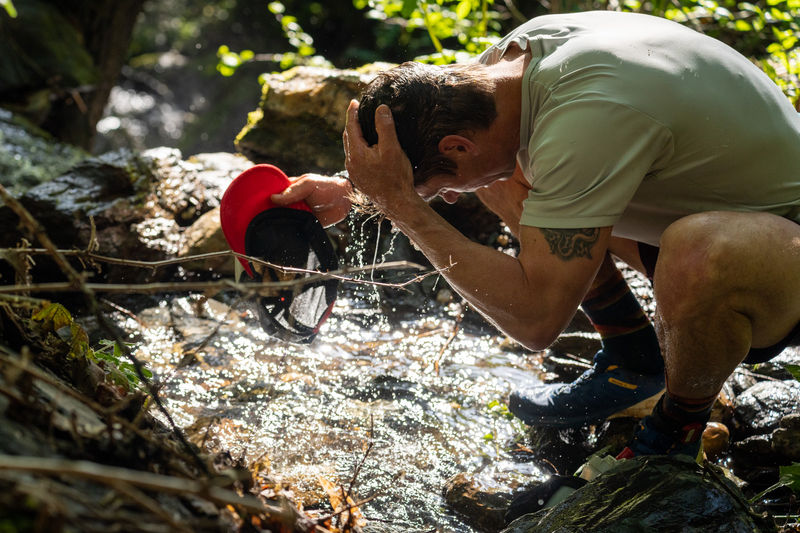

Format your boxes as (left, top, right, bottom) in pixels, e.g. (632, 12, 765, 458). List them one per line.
(2, 107, 800, 532)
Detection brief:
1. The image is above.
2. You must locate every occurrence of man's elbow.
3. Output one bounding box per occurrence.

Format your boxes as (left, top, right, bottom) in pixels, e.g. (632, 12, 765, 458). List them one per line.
(508, 320, 563, 352)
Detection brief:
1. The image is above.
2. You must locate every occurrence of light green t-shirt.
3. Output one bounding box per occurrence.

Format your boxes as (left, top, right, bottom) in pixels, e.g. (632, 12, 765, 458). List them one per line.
(480, 11, 800, 245)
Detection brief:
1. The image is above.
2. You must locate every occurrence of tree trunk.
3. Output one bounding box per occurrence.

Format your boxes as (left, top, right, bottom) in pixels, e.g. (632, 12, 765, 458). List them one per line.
(41, 0, 145, 149)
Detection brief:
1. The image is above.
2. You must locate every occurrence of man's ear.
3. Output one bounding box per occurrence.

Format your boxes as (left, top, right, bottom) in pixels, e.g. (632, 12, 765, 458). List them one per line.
(438, 135, 476, 157)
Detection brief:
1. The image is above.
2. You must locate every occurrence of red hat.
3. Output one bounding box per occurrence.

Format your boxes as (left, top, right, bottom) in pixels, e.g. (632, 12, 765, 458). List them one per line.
(219, 164, 339, 344)
(220, 164, 310, 278)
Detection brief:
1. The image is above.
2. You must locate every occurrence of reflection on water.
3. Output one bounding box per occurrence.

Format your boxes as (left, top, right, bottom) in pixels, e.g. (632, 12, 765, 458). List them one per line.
(121, 289, 547, 532)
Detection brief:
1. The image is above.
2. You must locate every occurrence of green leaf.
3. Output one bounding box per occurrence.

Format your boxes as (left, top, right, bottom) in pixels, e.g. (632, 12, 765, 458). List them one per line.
(784, 364, 800, 381)
(456, 0, 471, 19)
(734, 19, 753, 31)
(751, 462, 800, 502)
(779, 463, 800, 492)
(483, 432, 494, 441)
(401, 0, 418, 18)
(1, 0, 17, 18)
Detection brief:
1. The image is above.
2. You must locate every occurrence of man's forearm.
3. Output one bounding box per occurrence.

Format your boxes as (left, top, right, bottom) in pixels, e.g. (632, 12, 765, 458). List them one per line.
(385, 197, 569, 349)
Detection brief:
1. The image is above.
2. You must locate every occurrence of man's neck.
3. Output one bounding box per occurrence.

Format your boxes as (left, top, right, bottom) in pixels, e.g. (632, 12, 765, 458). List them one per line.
(481, 49, 529, 173)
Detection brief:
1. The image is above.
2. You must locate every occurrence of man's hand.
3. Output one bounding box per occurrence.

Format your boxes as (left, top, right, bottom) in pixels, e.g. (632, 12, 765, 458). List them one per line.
(343, 100, 420, 216)
(270, 173, 352, 227)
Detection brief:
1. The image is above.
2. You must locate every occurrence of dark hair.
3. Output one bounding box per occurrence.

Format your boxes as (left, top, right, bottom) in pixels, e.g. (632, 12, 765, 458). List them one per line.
(357, 61, 498, 185)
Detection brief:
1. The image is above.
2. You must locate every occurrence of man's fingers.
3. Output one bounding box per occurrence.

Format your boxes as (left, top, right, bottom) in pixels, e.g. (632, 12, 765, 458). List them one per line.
(344, 100, 365, 147)
(271, 178, 313, 204)
(373, 104, 399, 148)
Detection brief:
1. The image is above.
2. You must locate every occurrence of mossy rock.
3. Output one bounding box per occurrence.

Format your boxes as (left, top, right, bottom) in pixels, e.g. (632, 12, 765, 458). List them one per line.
(503, 456, 776, 533)
(235, 64, 394, 175)
(0, 109, 88, 193)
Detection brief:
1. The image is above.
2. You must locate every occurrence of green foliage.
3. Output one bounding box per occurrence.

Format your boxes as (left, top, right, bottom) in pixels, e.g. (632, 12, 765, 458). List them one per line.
(216, 1, 333, 76)
(785, 363, 800, 381)
(751, 462, 800, 501)
(91, 339, 153, 389)
(31, 302, 151, 393)
(486, 398, 515, 420)
(353, 0, 503, 63)
(0, 0, 16, 18)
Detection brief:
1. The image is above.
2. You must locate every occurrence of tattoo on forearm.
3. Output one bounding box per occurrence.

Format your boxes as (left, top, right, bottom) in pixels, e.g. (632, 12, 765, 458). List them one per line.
(540, 228, 600, 261)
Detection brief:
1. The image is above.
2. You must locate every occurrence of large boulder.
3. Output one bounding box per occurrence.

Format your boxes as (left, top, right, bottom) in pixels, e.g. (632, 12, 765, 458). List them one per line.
(0, 139, 251, 283)
(234, 64, 393, 176)
(0, 109, 87, 193)
(502, 456, 776, 533)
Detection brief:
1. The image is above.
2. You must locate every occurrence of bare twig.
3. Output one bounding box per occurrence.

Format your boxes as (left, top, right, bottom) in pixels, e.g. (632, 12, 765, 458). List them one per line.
(433, 304, 465, 375)
(0, 261, 439, 296)
(0, 454, 286, 517)
(0, 246, 427, 280)
(345, 415, 374, 504)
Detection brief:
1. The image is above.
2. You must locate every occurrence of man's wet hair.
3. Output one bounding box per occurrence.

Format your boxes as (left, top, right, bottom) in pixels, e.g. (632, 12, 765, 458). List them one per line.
(357, 61, 498, 185)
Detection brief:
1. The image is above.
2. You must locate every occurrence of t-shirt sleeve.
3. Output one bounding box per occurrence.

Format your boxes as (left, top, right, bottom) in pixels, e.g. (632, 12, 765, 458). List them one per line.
(519, 98, 674, 229)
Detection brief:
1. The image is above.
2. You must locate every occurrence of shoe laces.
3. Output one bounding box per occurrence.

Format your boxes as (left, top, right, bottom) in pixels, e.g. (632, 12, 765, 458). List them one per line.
(556, 350, 617, 394)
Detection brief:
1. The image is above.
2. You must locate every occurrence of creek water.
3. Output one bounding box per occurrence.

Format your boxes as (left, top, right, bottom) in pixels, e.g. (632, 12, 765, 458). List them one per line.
(120, 283, 550, 532)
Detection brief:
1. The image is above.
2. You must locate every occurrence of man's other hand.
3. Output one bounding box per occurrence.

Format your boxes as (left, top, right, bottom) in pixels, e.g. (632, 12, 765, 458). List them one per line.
(270, 173, 352, 227)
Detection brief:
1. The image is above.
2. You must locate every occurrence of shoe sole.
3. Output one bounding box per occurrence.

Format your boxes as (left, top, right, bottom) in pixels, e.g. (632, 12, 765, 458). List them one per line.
(607, 388, 665, 420)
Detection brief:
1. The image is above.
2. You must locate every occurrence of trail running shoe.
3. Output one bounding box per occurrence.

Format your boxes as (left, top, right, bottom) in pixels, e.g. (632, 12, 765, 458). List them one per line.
(509, 350, 665, 427)
(616, 413, 704, 459)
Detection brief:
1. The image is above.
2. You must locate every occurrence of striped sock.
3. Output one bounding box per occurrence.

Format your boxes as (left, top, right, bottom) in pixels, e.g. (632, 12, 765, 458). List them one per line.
(581, 258, 663, 374)
(653, 390, 716, 445)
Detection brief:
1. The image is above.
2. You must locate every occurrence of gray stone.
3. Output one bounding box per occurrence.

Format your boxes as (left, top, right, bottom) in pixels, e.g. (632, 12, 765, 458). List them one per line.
(771, 414, 800, 461)
(178, 207, 233, 275)
(733, 380, 800, 436)
(443, 471, 518, 533)
(502, 456, 776, 533)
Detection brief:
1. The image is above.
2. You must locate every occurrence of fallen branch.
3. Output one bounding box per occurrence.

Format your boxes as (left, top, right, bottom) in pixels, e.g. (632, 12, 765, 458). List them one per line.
(0, 454, 285, 517)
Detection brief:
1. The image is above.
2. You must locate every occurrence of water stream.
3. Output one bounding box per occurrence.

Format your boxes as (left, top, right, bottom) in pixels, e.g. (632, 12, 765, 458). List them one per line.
(119, 284, 549, 532)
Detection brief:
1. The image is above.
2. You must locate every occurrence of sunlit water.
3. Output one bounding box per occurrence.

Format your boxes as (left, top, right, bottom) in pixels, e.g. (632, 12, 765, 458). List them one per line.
(120, 287, 549, 532)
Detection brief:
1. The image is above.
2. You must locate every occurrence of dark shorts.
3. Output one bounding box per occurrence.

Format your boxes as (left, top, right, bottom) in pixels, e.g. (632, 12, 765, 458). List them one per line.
(637, 241, 800, 364)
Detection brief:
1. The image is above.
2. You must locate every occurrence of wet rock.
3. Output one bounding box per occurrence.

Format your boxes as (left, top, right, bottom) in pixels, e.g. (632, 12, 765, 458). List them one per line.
(733, 380, 800, 437)
(703, 422, 731, 460)
(0, 110, 87, 193)
(178, 207, 233, 275)
(547, 332, 600, 361)
(236, 65, 391, 175)
(711, 388, 735, 425)
(727, 367, 761, 396)
(732, 434, 781, 466)
(144, 148, 248, 226)
(771, 414, 800, 461)
(443, 472, 514, 532)
(502, 456, 776, 533)
(0, 144, 252, 284)
(526, 425, 593, 475)
(593, 417, 637, 455)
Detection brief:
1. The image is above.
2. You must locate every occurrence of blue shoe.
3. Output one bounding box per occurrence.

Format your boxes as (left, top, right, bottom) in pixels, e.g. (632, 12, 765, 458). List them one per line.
(509, 350, 665, 427)
(616, 413, 704, 459)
